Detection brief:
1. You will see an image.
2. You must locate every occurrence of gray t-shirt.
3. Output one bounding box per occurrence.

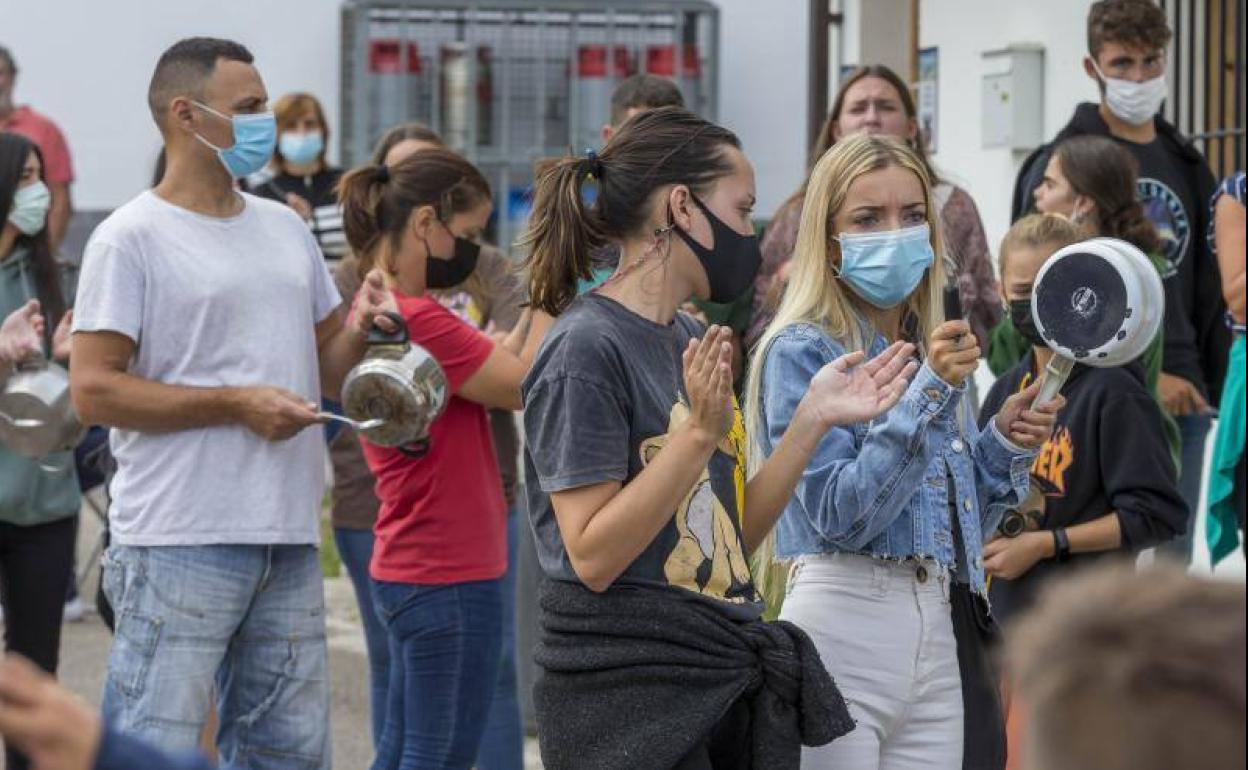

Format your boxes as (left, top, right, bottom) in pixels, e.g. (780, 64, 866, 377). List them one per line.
(523, 293, 762, 620)
(74, 191, 341, 546)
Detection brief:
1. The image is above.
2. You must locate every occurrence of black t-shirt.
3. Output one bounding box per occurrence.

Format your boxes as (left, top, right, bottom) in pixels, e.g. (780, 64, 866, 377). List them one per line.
(980, 354, 1187, 625)
(523, 293, 762, 620)
(1126, 138, 1210, 393)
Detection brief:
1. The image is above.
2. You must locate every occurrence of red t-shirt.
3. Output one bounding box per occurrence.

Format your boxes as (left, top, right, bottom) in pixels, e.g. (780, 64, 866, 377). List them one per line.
(363, 293, 506, 584)
(1, 106, 74, 184)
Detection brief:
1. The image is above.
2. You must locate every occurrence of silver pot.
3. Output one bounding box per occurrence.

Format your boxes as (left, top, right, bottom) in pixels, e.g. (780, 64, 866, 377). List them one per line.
(0, 357, 85, 458)
(341, 312, 448, 457)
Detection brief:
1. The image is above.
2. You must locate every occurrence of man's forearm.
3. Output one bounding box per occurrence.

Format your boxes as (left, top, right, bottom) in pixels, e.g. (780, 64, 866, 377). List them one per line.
(318, 325, 369, 401)
(71, 368, 242, 433)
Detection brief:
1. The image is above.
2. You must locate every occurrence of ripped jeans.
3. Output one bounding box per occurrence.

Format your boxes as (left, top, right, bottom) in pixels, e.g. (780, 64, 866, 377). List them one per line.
(101, 544, 330, 769)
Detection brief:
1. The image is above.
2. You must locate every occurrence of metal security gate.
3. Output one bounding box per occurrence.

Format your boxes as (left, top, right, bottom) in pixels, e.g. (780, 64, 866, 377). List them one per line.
(1159, 0, 1245, 179)
(340, 0, 720, 253)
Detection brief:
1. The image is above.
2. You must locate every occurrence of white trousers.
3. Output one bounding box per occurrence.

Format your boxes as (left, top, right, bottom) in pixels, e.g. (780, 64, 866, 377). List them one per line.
(781, 553, 964, 770)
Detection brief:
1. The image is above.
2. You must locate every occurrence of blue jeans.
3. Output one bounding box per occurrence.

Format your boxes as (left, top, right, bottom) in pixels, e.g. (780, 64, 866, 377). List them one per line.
(371, 578, 503, 770)
(477, 507, 523, 770)
(1159, 413, 1213, 563)
(334, 527, 392, 748)
(100, 544, 329, 770)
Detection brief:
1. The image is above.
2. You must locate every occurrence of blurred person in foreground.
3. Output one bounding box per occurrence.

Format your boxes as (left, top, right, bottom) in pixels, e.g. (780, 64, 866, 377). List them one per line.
(1005, 564, 1245, 770)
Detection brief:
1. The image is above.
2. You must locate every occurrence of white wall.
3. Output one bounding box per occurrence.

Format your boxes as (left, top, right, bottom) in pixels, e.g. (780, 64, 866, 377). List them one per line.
(1, 0, 810, 218)
(917, 0, 1102, 256)
(1, 0, 344, 211)
(715, 0, 808, 217)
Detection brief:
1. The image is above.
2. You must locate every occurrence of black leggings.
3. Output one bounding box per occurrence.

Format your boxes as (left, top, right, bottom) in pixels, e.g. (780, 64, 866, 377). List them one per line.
(0, 515, 76, 770)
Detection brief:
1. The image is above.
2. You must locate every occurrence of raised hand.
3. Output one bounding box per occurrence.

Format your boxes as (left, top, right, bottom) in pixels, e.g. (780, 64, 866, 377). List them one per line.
(353, 269, 400, 336)
(928, 320, 980, 387)
(994, 378, 1065, 450)
(0, 300, 46, 367)
(52, 309, 73, 363)
(683, 325, 734, 443)
(801, 341, 919, 429)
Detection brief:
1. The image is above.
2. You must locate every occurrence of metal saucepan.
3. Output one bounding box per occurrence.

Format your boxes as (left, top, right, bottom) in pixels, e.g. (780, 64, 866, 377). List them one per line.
(341, 311, 449, 457)
(1031, 237, 1165, 402)
(0, 356, 86, 458)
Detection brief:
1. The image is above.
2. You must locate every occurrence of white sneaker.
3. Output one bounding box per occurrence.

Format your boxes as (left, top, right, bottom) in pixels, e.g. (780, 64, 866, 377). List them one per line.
(63, 596, 89, 623)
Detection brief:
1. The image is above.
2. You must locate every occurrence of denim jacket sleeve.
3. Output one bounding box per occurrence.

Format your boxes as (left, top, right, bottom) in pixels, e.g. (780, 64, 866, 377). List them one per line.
(968, 407, 1037, 534)
(761, 327, 962, 550)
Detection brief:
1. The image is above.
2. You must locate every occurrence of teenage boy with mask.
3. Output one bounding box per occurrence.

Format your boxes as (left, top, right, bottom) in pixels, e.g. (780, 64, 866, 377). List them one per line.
(980, 214, 1186, 626)
(1010, 0, 1226, 564)
(68, 38, 395, 766)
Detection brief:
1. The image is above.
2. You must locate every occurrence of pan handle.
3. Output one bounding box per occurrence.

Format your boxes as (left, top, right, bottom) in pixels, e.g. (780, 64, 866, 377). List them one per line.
(397, 438, 431, 459)
(367, 311, 410, 346)
(1036, 354, 1075, 405)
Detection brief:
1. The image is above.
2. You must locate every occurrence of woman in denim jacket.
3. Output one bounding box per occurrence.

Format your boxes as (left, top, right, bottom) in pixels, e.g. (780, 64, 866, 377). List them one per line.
(743, 134, 1060, 770)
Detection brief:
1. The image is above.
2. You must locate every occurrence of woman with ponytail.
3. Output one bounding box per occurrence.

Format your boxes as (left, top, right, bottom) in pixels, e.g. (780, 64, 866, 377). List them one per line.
(1004, 134, 1180, 464)
(337, 148, 534, 770)
(518, 107, 921, 769)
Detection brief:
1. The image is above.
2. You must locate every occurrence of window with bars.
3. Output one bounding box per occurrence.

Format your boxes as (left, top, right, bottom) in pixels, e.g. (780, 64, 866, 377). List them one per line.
(1159, 0, 1245, 179)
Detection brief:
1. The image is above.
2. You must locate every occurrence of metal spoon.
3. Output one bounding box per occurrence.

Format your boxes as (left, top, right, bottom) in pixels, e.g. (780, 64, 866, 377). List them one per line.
(0, 411, 44, 429)
(316, 412, 386, 431)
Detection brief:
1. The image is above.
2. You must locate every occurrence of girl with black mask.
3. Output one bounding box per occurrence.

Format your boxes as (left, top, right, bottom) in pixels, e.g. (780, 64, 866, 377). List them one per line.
(519, 107, 923, 769)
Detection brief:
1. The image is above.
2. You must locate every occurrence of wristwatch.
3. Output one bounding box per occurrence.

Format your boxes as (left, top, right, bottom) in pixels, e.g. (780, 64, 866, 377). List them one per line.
(1052, 528, 1071, 563)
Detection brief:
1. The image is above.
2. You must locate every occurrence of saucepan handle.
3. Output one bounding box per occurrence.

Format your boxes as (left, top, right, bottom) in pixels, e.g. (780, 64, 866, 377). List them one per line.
(1036, 354, 1074, 405)
(397, 438, 431, 459)
(367, 311, 410, 346)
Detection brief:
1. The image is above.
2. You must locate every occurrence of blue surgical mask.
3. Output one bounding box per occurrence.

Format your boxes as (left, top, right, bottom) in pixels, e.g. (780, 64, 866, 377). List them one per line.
(193, 101, 277, 178)
(278, 131, 324, 166)
(7, 181, 51, 236)
(834, 223, 935, 308)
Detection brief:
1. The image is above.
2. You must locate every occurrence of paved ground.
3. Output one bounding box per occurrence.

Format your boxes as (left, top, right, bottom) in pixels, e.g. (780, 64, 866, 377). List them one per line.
(3, 496, 545, 770)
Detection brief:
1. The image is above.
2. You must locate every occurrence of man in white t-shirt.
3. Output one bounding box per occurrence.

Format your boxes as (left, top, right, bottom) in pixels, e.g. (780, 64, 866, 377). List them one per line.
(69, 37, 395, 767)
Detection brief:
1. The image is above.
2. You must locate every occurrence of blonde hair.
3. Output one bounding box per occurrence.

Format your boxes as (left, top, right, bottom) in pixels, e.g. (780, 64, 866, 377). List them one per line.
(742, 133, 946, 592)
(998, 213, 1083, 277)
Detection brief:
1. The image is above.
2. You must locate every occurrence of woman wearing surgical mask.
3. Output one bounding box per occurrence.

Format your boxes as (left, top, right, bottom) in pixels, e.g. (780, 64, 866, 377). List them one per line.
(0, 132, 79, 770)
(520, 108, 929, 768)
(744, 134, 1060, 770)
(747, 65, 1001, 359)
(245, 92, 346, 262)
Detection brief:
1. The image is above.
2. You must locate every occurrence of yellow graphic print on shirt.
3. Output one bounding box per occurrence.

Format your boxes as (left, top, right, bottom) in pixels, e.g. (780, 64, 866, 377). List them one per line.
(1018, 373, 1074, 498)
(639, 398, 753, 605)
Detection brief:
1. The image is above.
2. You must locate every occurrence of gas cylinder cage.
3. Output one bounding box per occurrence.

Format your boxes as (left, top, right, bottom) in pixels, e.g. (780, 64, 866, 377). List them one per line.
(340, 0, 720, 253)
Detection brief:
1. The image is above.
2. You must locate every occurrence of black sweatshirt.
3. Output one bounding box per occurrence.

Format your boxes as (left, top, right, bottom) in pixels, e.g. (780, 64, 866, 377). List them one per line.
(246, 167, 348, 261)
(980, 353, 1187, 625)
(1011, 103, 1228, 405)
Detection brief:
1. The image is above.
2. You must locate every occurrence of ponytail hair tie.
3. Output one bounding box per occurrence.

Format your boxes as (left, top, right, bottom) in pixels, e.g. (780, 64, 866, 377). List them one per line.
(585, 151, 604, 180)
(375, 164, 390, 183)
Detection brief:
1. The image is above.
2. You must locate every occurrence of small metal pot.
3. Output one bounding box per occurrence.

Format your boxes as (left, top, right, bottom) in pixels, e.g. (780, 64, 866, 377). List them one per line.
(341, 311, 449, 457)
(0, 357, 85, 458)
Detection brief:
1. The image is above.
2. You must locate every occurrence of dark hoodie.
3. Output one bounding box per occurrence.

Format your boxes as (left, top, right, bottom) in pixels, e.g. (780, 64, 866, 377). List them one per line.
(1011, 103, 1228, 406)
(980, 353, 1187, 625)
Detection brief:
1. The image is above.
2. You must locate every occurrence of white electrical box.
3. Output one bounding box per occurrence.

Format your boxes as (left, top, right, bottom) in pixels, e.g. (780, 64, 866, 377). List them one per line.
(981, 44, 1045, 151)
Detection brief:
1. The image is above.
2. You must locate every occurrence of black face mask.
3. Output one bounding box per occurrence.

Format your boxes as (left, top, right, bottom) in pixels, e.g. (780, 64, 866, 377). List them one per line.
(1009, 298, 1049, 348)
(672, 194, 762, 304)
(425, 225, 482, 290)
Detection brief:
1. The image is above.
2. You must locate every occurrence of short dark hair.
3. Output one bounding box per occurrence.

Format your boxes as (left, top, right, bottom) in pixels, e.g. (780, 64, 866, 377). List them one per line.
(0, 45, 15, 74)
(1087, 0, 1172, 58)
(147, 37, 254, 125)
(609, 74, 685, 127)
(1008, 565, 1246, 770)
